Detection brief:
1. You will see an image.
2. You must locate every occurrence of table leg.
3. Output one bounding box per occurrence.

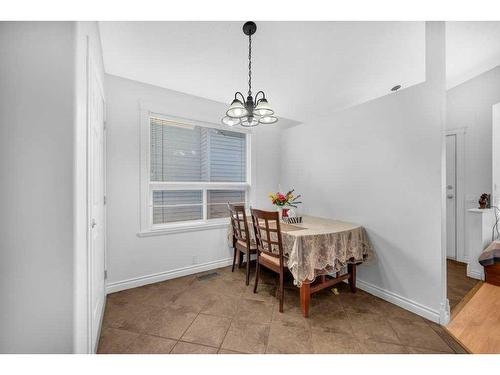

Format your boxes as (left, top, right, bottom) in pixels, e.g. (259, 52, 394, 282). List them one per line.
(300, 282, 311, 317)
(348, 264, 357, 293)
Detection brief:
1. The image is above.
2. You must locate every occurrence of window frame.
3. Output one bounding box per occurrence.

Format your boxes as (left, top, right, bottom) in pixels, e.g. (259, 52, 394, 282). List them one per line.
(139, 105, 252, 236)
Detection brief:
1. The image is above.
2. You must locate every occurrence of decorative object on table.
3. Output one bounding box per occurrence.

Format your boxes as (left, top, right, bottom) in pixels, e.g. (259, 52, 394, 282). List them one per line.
(479, 193, 490, 209)
(268, 189, 302, 221)
(221, 21, 278, 127)
(282, 216, 303, 224)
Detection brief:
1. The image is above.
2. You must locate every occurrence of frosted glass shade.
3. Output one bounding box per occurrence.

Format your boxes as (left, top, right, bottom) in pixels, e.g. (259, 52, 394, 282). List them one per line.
(221, 116, 241, 126)
(240, 116, 259, 127)
(259, 116, 278, 124)
(226, 99, 248, 118)
(254, 98, 274, 116)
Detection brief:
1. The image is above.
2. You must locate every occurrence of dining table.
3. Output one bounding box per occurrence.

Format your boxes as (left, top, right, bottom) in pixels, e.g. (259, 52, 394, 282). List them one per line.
(229, 214, 372, 317)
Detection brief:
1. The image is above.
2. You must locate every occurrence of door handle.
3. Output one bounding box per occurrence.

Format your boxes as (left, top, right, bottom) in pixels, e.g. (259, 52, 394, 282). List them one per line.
(91, 219, 97, 228)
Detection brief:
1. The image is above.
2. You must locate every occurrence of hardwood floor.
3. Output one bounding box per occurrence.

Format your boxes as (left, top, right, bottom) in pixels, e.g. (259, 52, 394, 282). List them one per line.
(447, 259, 479, 312)
(98, 265, 466, 354)
(447, 283, 500, 353)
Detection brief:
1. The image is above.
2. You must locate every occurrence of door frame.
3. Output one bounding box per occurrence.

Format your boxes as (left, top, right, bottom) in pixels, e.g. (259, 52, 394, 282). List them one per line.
(445, 127, 466, 263)
(86, 40, 107, 354)
(492, 103, 500, 207)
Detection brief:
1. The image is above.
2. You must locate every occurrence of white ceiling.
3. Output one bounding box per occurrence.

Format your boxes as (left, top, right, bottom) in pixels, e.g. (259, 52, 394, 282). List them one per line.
(99, 21, 425, 122)
(99, 21, 500, 122)
(446, 21, 500, 89)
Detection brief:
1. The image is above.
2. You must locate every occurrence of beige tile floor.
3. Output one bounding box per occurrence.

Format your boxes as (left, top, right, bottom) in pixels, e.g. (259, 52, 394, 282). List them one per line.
(98, 264, 467, 354)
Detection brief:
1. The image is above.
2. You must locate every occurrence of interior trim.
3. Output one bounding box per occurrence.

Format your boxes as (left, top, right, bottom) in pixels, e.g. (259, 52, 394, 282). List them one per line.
(105, 257, 233, 293)
(356, 278, 441, 323)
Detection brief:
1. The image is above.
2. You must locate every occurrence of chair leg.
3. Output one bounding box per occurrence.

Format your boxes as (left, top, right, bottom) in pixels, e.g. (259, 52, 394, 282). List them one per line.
(279, 270, 284, 313)
(245, 251, 250, 286)
(253, 259, 260, 293)
(238, 250, 243, 268)
(231, 247, 237, 272)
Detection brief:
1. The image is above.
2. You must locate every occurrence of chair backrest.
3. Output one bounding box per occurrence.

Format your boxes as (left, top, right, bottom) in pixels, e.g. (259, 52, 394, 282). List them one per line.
(250, 208, 284, 267)
(228, 203, 250, 246)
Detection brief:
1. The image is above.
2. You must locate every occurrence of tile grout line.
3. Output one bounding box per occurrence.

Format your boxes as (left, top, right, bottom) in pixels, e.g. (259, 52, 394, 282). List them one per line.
(171, 302, 204, 353)
(102, 265, 462, 354)
(170, 269, 243, 353)
(217, 286, 244, 353)
(342, 302, 405, 350)
(176, 339, 220, 352)
(220, 268, 276, 354)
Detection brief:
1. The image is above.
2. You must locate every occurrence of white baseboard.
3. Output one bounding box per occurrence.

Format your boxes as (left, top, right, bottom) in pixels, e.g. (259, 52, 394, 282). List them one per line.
(106, 258, 233, 294)
(106, 260, 442, 324)
(466, 264, 484, 280)
(356, 279, 441, 323)
(93, 298, 106, 354)
(439, 299, 451, 325)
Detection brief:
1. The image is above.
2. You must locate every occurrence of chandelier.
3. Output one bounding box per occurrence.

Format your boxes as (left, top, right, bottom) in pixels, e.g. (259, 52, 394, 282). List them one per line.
(221, 21, 278, 127)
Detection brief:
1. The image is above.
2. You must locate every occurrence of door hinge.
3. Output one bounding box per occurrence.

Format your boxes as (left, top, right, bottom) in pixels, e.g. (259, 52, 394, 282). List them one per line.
(103, 195, 107, 205)
(104, 270, 108, 280)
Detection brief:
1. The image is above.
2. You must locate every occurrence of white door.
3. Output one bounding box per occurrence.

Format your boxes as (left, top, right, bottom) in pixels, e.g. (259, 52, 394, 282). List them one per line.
(446, 134, 457, 259)
(492, 103, 500, 208)
(88, 56, 106, 352)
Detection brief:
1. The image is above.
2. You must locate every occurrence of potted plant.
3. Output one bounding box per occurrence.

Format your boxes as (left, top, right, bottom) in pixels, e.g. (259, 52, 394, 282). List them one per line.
(479, 193, 490, 209)
(268, 189, 302, 218)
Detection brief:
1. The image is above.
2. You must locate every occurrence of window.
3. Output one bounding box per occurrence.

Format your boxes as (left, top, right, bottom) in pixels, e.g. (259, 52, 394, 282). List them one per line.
(140, 113, 250, 234)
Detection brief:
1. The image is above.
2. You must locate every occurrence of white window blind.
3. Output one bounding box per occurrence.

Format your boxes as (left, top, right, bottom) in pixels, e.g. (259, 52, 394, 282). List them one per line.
(207, 190, 246, 219)
(152, 190, 203, 224)
(150, 117, 246, 183)
(146, 116, 249, 228)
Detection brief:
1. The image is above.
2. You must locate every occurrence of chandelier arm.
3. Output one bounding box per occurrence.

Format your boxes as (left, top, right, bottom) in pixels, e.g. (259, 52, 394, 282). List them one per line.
(234, 91, 246, 103)
(254, 91, 265, 103)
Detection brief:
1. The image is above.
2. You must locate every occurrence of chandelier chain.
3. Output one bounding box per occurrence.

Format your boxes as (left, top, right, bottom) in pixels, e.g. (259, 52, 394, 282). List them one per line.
(221, 22, 278, 127)
(248, 34, 252, 97)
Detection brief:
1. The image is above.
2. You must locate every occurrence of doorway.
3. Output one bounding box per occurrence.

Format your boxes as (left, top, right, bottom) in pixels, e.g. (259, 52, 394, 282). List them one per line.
(492, 102, 500, 208)
(445, 128, 470, 315)
(446, 134, 457, 259)
(445, 128, 466, 263)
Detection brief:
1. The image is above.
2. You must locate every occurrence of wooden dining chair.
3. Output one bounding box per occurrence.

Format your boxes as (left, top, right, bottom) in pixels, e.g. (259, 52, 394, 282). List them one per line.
(228, 203, 256, 285)
(250, 208, 287, 313)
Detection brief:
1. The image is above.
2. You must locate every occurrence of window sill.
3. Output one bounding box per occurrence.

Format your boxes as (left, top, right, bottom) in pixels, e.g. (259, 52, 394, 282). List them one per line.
(137, 219, 230, 237)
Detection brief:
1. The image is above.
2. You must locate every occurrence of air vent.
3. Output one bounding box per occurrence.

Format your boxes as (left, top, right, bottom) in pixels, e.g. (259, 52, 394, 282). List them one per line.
(196, 272, 219, 281)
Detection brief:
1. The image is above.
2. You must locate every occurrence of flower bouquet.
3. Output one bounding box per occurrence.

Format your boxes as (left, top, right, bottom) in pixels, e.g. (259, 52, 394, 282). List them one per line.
(268, 189, 302, 218)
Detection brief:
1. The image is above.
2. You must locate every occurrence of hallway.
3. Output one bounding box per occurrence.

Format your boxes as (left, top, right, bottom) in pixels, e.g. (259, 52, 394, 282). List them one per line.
(447, 260, 479, 312)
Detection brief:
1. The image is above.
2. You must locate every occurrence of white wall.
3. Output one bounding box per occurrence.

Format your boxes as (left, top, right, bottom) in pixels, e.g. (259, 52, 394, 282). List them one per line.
(0, 21, 104, 354)
(446, 66, 500, 216)
(0, 22, 77, 353)
(105, 74, 285, 291)
(280, 22, 447, 322)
